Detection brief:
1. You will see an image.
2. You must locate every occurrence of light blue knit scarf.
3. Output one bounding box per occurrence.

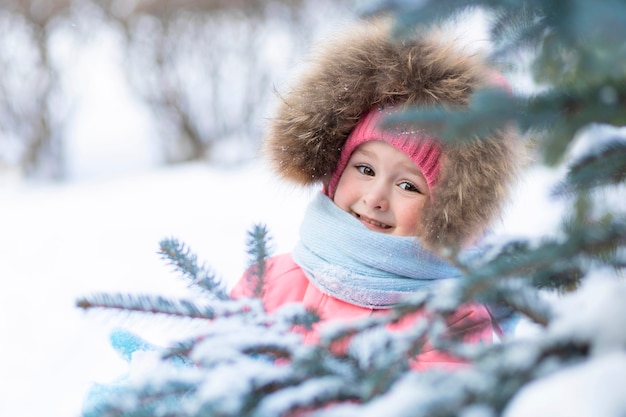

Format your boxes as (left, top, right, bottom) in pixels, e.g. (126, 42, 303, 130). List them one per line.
(292, 192, 467, 309)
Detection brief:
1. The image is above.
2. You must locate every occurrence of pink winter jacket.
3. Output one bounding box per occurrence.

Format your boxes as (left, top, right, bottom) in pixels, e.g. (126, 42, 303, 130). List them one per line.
(231, 253, 495, 371)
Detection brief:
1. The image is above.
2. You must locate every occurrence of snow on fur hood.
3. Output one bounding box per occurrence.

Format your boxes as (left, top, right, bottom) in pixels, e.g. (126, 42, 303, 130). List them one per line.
(262, 17, 522, 250)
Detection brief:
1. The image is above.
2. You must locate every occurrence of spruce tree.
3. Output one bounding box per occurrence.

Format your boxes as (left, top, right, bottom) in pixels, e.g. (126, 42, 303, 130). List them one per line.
(78, 1, 626, 416)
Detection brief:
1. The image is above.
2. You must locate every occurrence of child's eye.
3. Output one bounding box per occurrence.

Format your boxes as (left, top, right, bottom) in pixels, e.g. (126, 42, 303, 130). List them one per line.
(356, 165, 375, 176)
(399, 181, 422, 193)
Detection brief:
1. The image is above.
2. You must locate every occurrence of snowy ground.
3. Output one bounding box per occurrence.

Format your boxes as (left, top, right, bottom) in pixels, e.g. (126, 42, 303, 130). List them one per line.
(0, 158, 564, 417)
(0, 161, 316, 417)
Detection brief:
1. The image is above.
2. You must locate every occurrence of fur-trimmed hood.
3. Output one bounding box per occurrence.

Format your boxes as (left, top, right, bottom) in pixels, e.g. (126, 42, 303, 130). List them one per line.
(263, 17, 521, 250)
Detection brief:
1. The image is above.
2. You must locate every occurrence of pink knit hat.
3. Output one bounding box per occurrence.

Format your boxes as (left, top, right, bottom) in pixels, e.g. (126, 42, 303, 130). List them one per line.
(326, 106, 442, 198)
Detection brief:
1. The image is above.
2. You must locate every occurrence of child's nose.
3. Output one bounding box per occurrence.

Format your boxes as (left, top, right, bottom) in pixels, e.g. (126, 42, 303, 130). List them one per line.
(363, 183, 389, 211)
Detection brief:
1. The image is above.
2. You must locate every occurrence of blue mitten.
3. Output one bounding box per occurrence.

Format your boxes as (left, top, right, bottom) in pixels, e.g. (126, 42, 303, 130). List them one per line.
(109, 328, 156, 362)
(81, 329, 157, 417)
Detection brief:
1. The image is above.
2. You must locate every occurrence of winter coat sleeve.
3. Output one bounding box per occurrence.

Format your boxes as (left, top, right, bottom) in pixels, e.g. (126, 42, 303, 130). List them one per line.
(404, 303, 494, 371)
(230, 253, 309, 312)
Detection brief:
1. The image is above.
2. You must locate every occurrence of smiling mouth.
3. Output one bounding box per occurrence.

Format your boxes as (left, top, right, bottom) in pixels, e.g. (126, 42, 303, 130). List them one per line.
(354, 213, 392, 230)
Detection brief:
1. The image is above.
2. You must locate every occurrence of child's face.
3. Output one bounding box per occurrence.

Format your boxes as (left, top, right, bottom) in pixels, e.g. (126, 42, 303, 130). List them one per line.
(333, 140, 430, 237)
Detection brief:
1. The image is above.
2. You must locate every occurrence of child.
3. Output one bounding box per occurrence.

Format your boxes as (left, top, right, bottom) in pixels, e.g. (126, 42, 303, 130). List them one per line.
(231, 17, 521, 370)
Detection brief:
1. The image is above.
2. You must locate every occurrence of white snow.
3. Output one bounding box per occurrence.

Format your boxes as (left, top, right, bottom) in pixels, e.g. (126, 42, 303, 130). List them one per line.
(548, 270, 626, 356)
(566, 123, 626, 163)
(0, 162, 311, 417)
(504, 351, 626, 417)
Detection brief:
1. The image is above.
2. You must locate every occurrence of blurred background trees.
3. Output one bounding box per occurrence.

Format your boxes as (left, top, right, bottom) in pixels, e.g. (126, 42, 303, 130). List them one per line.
(0, 0, 353, 180)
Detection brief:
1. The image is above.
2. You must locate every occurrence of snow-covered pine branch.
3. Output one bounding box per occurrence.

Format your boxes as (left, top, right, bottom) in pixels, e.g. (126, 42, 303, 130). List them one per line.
(159, 237, 229, 300)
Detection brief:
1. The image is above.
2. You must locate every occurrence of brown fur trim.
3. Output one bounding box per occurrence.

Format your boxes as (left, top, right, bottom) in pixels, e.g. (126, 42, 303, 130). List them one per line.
(422, 127, 523, 249)
(263, 17, 522, 250)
